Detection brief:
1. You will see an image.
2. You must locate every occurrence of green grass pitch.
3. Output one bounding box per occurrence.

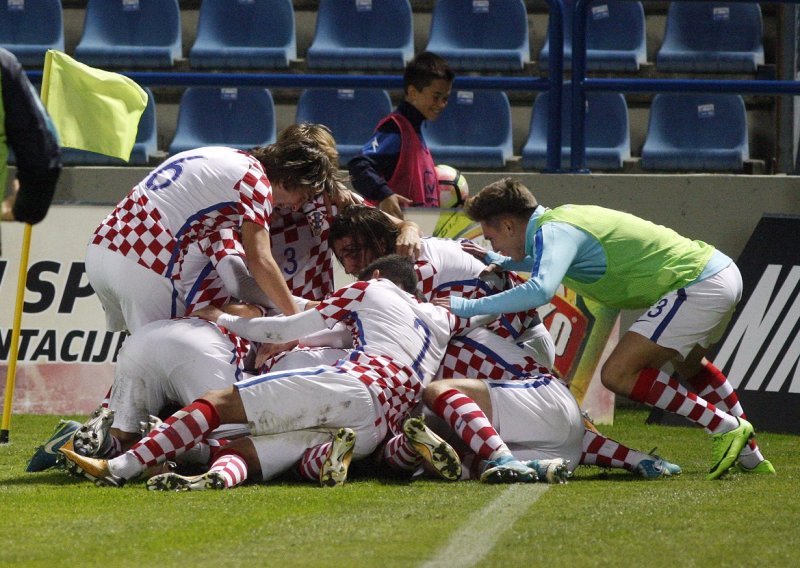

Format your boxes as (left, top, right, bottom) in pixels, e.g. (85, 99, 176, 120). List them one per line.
(1, 408, 797, 567)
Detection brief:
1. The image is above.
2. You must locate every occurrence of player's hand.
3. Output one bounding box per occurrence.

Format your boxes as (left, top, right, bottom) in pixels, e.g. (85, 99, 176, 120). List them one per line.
(329, 184, 361, 210)
(431, 296, 452, 311)
(378, 194, 411, 219)
(0, 178, 19, 221)
(191, 305, 224, 323)
(395, 223, 422, 260)
(255, 340, 299, 369)
(461, 240, 489, 260)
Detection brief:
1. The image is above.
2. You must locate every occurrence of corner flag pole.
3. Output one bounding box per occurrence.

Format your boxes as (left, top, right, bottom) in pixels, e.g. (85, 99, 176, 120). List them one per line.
(1, 222, 32, 444)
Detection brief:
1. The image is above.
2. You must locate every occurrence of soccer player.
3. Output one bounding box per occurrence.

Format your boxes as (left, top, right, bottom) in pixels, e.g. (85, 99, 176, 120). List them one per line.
(441, 177, 772, 479)
(61, 256, 534, 488)
(329, 204, 680, 480)
(85, 127, 337, 334)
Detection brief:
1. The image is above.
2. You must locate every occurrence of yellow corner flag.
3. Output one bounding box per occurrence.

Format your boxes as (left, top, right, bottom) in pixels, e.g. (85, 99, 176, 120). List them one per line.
(40, 50, 148, 161)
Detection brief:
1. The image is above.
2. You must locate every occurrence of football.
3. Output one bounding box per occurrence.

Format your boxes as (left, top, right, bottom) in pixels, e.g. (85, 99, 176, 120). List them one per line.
(435, 164, 469, 208)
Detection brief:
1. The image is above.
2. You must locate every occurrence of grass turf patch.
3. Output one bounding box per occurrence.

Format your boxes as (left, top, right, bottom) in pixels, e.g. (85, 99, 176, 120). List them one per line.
(0, 409, 797, 567)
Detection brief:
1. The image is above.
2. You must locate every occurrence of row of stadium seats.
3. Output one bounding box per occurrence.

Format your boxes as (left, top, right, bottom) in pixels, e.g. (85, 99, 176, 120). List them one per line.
(0, 0, 766, 73)
(59, 86, 750, 173)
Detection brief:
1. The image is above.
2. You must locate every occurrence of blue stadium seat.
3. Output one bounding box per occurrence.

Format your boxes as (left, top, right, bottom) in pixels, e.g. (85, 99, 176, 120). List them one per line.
(169, 87, 276, 155)
(306, 0, 413, 70)
(295, 88, 393, 165)
(540, 0, 646, 71)
(656, 2, 764, 73)
(0, 0, 64, 67)
(74, 0, 182, 69)
(189, 0, 296, 69)
(423, 90, 513, 169)
(424, 0, 529, 71)
(61, 87, 159, 165)
(641, 94, 749, 171)
(522, 90, 630, 171)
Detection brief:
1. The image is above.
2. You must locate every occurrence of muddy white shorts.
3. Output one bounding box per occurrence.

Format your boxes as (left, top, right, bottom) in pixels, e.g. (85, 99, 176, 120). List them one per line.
(236, 367, 387, 459)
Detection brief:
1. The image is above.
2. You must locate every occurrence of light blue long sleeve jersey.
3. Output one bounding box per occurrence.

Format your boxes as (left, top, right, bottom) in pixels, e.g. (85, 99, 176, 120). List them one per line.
(449, 206, 732, 318)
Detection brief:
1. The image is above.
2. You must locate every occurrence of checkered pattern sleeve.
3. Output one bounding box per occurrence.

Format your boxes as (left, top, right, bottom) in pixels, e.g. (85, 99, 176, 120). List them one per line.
(237, 157, 273, 229)
(314, 280, 368, 328)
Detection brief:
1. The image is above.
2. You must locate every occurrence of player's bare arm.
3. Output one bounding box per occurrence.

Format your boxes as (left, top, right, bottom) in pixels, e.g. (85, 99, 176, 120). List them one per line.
(241, 220, 301, 316)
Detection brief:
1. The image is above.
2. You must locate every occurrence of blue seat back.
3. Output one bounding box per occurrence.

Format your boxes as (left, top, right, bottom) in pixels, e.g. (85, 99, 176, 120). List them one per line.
(656, 2, 764, 72)
(307, 0, 413, 69)
(76, 0, 182, 68)
(169, 87, 276, 155)
(646, 94, 747, 149)
(190, 0, 296, 68)
(523, 89, 630, 170)
(426, 0, 529, 70)
(295, 88, 392, 164)
(0, 0, 64, 67)
(423, 90, 513, 168)
(641, 93, 749, 170)
(541, 0, 646, 71)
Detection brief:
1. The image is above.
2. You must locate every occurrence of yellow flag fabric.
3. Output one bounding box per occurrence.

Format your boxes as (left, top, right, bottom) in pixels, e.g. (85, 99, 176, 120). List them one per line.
(41, 50, 148, 161)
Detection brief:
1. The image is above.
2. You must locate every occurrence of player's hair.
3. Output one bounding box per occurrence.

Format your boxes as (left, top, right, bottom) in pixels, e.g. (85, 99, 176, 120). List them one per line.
(464, 177, 538, 224)
(250, 127, 337, 195)
(358, 254, 418, 295)
(281, 123, 339, 168)
(404, 51, 455, 94)
(329, 204, 398, 258)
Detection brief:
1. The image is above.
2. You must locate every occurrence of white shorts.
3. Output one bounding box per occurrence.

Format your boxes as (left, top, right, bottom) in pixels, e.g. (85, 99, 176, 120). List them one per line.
(488, 376, 584, 471)
(110, 319, 242, 433)
(628, 263, 743, 359)
(266, 347, 351, 373)
(236, 367, 386, 458)
(86, 244, 184, 333)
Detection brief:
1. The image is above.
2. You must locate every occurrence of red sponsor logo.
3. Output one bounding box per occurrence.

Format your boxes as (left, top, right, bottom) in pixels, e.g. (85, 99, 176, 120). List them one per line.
(540, 295, 590, 380)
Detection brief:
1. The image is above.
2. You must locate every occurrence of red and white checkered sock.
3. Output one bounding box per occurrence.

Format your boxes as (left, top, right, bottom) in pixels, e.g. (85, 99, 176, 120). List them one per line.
(111, 399, 221, 479)
(580, 428, 651, 471)
(297, 442, 331, 482)
(382, 433, 422, 472)
(687, 361, 764, 465)
(208, 451, 248, 488)
(431, 389, 508, 461)
(629, 368, 738, 434)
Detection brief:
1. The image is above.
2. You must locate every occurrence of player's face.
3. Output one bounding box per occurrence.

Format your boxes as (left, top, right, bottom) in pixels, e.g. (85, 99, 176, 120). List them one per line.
(332, 235, 379, 276)
(480, 217, 526, 261)
(272, 182, 319, 212)
(408, 79, 451, 121)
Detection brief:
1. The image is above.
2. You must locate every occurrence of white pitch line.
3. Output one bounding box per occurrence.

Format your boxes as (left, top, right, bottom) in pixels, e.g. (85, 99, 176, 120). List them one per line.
(420, 484, 549, 568)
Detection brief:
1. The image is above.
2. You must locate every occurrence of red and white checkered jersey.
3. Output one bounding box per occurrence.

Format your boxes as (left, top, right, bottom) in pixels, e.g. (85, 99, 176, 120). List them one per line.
(177, 229, 245, 313)
(90, 147, 273, 279)
(415, 238, 540, 339)
(270, 193, 335, 301)
(316, 279, 469, 433)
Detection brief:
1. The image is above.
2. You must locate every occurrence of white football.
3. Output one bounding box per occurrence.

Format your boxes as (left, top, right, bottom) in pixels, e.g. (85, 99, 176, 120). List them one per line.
(435, 164, 469, 208)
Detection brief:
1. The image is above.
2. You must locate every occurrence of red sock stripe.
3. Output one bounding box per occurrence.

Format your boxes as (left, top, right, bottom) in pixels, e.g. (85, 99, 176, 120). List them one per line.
(629, 368, 661, 403)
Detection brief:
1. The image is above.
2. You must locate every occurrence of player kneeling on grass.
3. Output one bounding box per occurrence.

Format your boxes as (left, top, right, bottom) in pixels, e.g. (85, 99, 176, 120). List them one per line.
(60, 256, 535, 489)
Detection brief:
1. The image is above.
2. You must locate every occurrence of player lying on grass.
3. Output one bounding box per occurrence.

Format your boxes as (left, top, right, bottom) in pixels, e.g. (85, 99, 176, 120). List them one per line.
(438, 177, 773, 479)
(329, 205, 682, 480)
(61, 256, 546, 489)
